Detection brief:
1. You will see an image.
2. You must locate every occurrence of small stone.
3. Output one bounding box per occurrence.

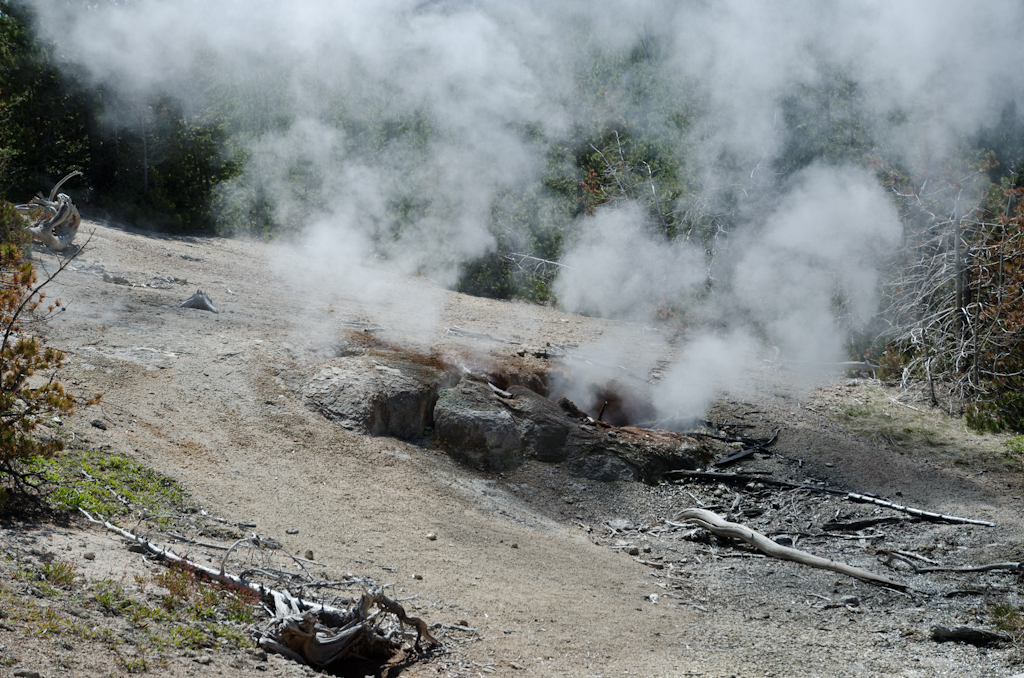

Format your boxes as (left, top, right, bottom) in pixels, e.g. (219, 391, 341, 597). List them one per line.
(562, 496, 574, 504)
(194, 655, 213, 665)
(14, 670, 42, 678)
(426, 533, 437, 541)
(773, 536, 793, 547)
(842, 596, 860, 607)
(509, 662, 525, 670)
(642, 545, 652, 554)
(608, 518, 633, 531)
(510, 543, 518, 549)
(286, 528, 299, 535)
(304, 550, 314, 560)
(90, 419, 107, 430)
(628, 547, 640, 556)
(414, 573, 423, 580)
(83, 552, 96, 561)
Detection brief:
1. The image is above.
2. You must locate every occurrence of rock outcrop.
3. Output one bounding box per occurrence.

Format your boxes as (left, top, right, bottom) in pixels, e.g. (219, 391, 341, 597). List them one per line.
(306, 350, 712, 481)
(304, 350, 459, 439)
(434, 377, 525, 471)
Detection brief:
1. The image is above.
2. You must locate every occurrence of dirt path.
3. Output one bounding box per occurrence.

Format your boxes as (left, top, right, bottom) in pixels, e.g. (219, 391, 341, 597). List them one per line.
(15, 220, 1024, 677)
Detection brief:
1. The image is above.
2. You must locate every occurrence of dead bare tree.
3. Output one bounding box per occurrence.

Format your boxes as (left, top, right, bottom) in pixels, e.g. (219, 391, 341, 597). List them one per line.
(876, 158, 1022, 420)
(14, 171, 83, 251)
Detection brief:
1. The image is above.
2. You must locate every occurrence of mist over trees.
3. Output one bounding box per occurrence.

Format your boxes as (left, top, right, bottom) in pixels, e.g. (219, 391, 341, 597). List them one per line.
(4, 0, 1024, 428)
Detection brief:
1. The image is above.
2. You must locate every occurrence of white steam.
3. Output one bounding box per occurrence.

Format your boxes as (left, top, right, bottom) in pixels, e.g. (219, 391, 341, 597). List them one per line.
(27, 0, 1024, 417)
(732, 164, 902, 365)
(554, 204, 705, 320)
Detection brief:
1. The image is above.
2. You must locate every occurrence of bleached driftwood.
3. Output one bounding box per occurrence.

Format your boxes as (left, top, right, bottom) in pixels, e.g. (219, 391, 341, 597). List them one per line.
(675, 508, 909, 591)
(79, 509, 440, 668)
(15, 171, 83, 251)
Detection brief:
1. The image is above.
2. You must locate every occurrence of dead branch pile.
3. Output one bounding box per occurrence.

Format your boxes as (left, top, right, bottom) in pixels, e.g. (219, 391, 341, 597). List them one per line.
(79, 509, 440, 671)
(260, 590, 439, 668)
(15, 171, 82, 252)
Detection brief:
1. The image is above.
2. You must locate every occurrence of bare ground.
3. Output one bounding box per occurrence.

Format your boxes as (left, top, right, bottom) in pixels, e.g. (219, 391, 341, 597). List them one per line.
(2, 220, 1023, 678)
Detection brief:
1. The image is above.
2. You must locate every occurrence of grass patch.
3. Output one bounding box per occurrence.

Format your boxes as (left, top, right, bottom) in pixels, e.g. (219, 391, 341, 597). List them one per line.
(27, 447, 188, 521)
(2, 444, 261, 670)
(817, 382, 1023, 472)
(42, 558, 77, 587)
(990, 601, 1024, 656)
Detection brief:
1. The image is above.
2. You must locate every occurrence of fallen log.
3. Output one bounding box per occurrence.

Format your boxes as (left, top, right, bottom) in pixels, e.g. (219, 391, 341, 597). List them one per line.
(846, 493, 995, 527)
(675, 508, 909, 591)
(930, 625, 1011, 645)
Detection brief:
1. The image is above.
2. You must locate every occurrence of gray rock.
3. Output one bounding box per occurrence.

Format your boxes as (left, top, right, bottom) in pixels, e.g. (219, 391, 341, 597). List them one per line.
(179, 290, 218, 313)
(565, 425, 707, 481)
(434, 378, 525, 471)
(608, 518, 633, 531)
(501, 386, 573, 461)
(308, 351, 711, 481)
(305, 350, 458, 439)
(567, 453, 639, 482)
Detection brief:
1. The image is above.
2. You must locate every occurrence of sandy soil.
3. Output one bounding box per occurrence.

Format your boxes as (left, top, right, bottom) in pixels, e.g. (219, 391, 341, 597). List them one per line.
(3, 220, 1023, 678)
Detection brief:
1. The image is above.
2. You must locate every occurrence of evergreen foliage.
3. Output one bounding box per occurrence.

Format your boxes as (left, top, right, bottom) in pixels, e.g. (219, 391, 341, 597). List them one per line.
(0, 198, 98, 502)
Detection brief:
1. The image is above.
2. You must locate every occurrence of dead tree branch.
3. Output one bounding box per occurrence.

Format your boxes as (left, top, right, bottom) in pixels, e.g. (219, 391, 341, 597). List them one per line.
(675, 508, 909, 591)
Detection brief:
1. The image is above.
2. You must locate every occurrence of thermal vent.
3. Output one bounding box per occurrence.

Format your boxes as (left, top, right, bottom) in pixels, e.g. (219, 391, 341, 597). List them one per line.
(587, 385, 658, 427)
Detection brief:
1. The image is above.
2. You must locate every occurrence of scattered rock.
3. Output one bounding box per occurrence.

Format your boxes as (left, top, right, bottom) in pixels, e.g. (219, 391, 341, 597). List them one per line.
(304, 550, 314, 560)
(83, 552, 96, 561)
(13, 670, 42, 678)
(628, 547, 640, 556)
(426, 533, 437, 541)
(90, 419, 107, 430)
(286, 528, 299, 535)
(179, 290, 218, 313)
(194, 655, 213, 665)
(842, 596, 860, 607)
